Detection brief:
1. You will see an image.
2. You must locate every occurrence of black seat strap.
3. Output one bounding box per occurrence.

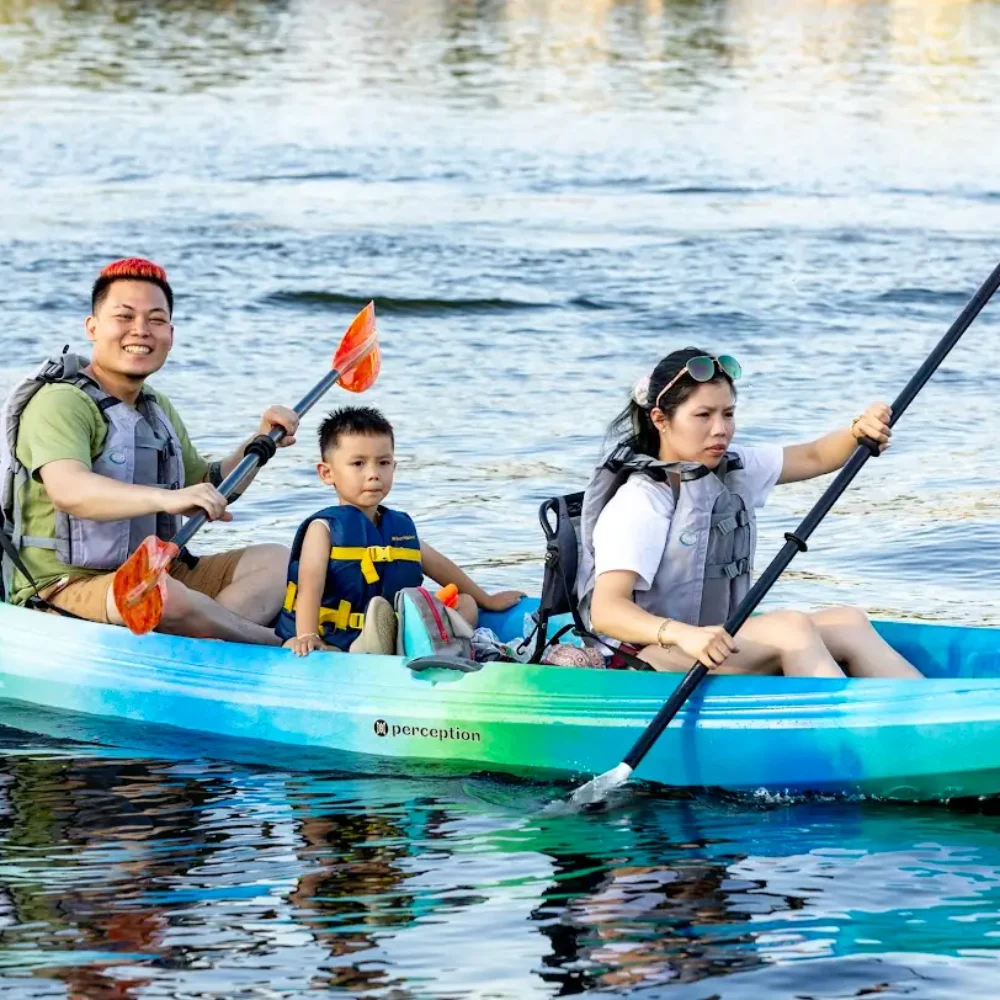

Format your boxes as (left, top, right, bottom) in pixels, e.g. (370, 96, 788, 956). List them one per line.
(0, 525, 85, 619)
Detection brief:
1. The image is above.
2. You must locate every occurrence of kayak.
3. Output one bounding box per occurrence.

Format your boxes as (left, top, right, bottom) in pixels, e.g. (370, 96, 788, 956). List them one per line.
(0, 598, 999, 801)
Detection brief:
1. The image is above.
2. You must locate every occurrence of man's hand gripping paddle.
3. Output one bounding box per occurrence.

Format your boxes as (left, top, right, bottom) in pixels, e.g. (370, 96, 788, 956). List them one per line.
(112, 303, 380, 635)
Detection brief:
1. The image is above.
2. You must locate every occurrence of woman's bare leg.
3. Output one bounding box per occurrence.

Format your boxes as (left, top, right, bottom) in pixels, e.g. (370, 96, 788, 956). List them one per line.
(637, 610, 845, 678)
(809, 606, 922, 679)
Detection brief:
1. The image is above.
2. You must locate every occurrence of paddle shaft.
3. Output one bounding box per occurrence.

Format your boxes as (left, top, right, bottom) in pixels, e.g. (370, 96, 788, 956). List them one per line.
(621, 259, 1000, 773)
(171, 366, 344, 551)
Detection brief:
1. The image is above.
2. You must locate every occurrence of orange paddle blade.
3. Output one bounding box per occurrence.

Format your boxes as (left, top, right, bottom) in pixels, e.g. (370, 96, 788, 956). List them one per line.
(338, 344, 380, 393)
(112, 536, 179, 635)
(333, 301, 380, 393)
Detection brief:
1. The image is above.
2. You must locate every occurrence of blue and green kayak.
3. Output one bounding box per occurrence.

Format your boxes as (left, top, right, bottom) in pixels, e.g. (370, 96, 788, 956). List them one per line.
(0, 599, 999, 801)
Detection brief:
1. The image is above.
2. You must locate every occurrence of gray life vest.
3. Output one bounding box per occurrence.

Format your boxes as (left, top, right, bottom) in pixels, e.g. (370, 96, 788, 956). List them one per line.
(575, 448, 757, 629)
(0, 353, 186, 594)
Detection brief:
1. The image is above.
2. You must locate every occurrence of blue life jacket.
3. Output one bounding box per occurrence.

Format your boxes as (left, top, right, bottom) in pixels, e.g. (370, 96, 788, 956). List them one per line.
(275, 504, 423, 650)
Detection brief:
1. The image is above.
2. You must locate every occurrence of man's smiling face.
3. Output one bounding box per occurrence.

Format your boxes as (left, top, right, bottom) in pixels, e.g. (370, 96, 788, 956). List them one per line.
(85, 279, 174, 383)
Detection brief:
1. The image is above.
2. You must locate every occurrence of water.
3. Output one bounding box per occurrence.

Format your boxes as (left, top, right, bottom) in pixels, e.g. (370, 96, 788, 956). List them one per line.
(3, 0, 1000, 994)
(4, 746, 1000, 999)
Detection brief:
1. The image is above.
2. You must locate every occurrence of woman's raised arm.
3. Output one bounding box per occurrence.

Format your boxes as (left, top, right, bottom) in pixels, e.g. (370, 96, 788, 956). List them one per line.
(778, 402, 891, 484)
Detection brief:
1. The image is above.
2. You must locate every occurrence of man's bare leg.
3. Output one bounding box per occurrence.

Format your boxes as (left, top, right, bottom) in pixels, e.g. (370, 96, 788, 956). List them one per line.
(106, 575, 281, 645)
(213, 543, 288, 625)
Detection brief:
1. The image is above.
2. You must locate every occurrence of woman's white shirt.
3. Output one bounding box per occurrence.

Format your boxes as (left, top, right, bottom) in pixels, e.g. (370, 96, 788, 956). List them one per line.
(592, 443, 784, 594)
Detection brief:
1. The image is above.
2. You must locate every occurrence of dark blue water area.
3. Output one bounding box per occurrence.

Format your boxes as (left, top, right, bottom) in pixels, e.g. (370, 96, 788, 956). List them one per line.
(3, 731, 1000, 998)
(5, 0, 1000, 994)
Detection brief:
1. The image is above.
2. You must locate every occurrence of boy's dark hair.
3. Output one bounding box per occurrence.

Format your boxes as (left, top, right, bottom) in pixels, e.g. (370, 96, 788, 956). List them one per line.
(319, 406, 395, 457)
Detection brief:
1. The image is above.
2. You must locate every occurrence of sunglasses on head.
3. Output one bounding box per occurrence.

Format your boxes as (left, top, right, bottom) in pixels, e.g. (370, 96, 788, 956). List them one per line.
(652, 354, 742, 411)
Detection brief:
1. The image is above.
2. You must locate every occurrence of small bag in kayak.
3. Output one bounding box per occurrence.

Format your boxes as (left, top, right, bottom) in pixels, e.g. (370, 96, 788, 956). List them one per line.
(395, 586, 473, 659)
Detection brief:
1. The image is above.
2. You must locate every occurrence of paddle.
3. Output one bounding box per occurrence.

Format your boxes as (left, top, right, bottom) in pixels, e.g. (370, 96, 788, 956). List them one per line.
(112, 302, 380, 635)
(566, 260, 1000, 808)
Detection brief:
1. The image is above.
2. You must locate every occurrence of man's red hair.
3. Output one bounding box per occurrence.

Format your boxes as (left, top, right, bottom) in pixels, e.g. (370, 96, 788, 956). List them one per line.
(91, 257, 174, 315)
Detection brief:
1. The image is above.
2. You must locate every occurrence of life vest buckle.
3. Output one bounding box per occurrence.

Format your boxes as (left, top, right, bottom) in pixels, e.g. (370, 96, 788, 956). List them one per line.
(318, 598, 363, 633)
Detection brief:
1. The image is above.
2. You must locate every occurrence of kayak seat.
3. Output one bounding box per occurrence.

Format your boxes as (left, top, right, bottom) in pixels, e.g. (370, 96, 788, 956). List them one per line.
(531, 493, 650, 670)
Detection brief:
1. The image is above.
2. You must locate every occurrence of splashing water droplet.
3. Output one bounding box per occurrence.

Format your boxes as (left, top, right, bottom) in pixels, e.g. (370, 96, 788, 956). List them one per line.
(540, 763, 634, 815)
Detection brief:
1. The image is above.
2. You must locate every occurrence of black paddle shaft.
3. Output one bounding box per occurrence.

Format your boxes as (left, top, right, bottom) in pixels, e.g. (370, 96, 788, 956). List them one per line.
(622, 260, 1000, 773)
(172, 366, 343, 551)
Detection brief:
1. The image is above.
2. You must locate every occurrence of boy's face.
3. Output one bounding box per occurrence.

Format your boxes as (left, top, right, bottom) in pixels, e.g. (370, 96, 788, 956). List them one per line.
(318, 432, 395, 513)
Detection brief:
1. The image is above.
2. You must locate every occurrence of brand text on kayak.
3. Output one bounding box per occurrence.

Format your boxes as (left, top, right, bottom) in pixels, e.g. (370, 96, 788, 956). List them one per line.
(373, 719, 481, 742)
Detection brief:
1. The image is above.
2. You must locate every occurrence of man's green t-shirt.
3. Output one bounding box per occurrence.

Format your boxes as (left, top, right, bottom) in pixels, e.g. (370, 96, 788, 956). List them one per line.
(9, 382, 210, 605)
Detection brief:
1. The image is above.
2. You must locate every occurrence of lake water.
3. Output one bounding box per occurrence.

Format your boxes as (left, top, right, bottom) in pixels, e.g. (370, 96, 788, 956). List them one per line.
(3, 0, 1000, 995)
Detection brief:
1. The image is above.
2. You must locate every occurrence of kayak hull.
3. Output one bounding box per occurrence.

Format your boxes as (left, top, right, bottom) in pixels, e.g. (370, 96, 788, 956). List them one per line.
(1, 601, 1000, 800)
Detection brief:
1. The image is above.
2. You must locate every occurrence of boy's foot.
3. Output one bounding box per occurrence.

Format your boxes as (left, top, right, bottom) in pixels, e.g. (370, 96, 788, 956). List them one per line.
(349, 596, 397, 655)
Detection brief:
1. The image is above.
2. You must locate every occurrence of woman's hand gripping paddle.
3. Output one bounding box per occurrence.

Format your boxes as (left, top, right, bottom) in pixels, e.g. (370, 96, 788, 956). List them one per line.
(112, 302, 380, 635)
(558, 259, 1000, 811)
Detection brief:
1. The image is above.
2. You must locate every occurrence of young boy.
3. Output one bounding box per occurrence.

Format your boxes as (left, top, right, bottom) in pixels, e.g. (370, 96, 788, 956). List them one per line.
(277, 406, 523, 656)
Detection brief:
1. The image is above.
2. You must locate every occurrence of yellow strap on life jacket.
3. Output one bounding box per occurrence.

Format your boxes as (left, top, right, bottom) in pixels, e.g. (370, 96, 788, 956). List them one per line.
(328, 544, 422, 585)
(282, 582, 366, 633)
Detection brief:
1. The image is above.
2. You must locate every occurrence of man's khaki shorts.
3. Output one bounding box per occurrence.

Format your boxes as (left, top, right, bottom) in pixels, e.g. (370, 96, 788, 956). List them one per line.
(38, 549, 247, 624)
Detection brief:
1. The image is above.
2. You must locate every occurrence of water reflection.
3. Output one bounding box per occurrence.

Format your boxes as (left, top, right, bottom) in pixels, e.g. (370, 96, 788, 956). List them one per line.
(3, 753, 1000, 996)
(0, 755, 221, 997)
(0, 0, 291, 94)
(288, 804, 426, 993)
(4, 0, 997, 105)
(534, 850, 764, 991)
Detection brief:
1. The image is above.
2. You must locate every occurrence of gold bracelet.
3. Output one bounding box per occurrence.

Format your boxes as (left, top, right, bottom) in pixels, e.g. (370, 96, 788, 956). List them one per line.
(296, 632, 322, 641)
(850, 414, 863, 438)
(656, 618, 674, 648)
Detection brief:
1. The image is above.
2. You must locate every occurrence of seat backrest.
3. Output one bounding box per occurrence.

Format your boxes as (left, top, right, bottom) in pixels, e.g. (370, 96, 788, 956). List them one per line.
(529, 491, 588, 664)
(530, 490, 654, 671)
(538, 492, 584, 618)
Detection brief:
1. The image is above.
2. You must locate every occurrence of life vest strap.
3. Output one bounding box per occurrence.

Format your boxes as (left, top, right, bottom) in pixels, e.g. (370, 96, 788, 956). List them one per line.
(712, 509, 750, 535)
(704, 557, 750, 580)
(282, 582, 367, 634)
(329, 544, 422, 585)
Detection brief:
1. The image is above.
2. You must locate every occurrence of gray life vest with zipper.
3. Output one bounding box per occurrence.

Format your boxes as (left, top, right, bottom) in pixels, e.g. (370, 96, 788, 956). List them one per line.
(575, 447, 757, 629)
(0, 353, 186, 594)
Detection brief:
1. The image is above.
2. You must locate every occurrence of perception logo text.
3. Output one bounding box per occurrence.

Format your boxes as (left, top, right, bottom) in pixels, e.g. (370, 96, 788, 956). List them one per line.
(372, 719, 481, 743)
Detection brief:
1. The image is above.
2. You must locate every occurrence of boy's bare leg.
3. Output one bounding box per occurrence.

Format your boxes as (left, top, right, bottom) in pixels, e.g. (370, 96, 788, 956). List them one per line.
(456, 593, 479, 628)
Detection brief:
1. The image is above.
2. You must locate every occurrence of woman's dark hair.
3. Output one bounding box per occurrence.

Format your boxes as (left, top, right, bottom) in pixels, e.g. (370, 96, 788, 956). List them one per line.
(607, 346, 737, 457)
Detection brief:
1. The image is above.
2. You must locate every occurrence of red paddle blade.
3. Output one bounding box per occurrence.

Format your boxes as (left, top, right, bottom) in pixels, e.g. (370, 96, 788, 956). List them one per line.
(333, 301, 380, 393)
(112, 536, 179, 635)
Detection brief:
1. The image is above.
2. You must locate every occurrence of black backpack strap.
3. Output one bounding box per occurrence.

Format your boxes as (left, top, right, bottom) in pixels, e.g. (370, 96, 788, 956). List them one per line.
(0, 526, 84, 619)
(532, 493, 585, 661)
(530, 492, 654, 670)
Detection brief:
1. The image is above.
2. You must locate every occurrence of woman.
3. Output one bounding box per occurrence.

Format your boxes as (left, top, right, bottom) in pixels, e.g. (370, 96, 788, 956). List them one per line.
(580, 348, 921, 678)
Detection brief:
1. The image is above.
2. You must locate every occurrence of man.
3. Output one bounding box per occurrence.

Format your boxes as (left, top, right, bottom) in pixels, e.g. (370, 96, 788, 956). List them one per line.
(2, 258, 297, 644)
